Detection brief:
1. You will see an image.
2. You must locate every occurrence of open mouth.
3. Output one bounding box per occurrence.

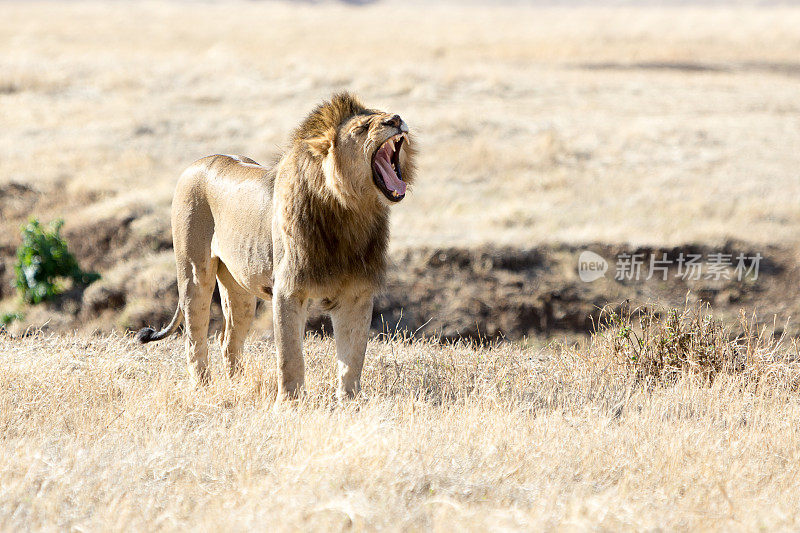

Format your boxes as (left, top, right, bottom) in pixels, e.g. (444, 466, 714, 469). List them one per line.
(371, 133, 407, 202)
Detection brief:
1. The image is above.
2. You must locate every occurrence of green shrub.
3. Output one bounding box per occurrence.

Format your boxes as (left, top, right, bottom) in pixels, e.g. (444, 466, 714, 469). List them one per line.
(13, 218, 100, 304)
(1, 312, 23, 326)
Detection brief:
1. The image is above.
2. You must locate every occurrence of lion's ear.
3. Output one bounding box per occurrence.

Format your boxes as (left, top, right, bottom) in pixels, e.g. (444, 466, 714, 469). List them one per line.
(306, 130, 335, 157)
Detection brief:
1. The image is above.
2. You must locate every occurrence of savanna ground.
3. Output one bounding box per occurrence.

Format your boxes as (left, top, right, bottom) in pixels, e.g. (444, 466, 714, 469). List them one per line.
(4, 310, 800, 530)
(1, 1, 800, 530)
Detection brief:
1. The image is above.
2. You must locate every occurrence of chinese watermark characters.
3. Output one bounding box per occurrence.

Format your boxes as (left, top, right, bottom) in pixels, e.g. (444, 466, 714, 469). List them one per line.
(577, 250, 762, 283)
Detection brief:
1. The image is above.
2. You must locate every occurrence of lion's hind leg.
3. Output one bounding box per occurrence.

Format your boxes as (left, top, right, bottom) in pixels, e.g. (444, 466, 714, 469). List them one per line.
(178, 255, 218, 385)
(171, 166, 220, 385)
(216, 261, 256, 377)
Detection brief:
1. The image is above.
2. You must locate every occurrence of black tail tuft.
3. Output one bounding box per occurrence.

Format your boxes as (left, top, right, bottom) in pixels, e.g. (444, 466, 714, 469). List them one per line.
(134, 306, 183, 344)
(135, 327, 157, 344)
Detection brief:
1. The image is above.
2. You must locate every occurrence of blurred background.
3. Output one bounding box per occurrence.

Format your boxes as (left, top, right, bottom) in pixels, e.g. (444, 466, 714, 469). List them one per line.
(1, 0, 798, 342)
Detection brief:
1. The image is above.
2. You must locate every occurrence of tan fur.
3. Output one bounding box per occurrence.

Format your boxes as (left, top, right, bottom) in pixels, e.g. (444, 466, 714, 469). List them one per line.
(136, 93, 416, 402)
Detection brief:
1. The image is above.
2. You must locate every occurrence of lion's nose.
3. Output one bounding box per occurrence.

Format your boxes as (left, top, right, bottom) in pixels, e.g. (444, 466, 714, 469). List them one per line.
(382, 115, 402, 129)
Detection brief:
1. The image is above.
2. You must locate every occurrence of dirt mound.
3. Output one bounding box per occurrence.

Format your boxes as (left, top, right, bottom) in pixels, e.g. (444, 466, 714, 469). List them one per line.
(369, 243, 799, 342)
(372, 247, 589, 341)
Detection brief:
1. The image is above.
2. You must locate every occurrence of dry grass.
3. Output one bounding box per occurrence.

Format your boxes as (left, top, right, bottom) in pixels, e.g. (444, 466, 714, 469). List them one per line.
(2, 310, 800, 530)
(1, 2, 800, 251)
(597, 302, 800, 387)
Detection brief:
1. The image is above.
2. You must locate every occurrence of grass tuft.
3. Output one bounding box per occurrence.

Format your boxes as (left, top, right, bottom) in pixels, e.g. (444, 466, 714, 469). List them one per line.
(593, 301, 800, 390)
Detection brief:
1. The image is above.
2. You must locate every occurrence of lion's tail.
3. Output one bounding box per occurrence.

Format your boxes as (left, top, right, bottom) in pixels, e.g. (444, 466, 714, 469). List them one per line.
(135, 306, 184, 344)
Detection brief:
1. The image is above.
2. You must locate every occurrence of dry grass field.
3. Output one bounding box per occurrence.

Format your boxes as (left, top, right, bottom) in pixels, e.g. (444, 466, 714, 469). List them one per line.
(1, 2, 800, 249)
(2, 1, 800, 530)
(2, 308, 800, 530)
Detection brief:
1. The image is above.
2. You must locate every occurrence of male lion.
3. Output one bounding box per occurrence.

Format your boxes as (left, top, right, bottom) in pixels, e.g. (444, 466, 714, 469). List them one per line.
(136, 93, 415, 402)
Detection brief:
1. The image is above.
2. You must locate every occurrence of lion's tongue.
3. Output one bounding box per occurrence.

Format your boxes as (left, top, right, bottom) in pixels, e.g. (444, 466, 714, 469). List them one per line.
(375, 146, 406, 196)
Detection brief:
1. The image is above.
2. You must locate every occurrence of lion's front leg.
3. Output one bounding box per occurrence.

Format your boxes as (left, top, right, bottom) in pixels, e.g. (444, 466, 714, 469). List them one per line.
(330, 292, 373, 401)
(273, 289, 308, 402)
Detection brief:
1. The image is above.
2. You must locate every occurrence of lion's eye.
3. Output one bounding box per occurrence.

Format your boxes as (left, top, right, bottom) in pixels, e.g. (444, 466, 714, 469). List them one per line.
(355, 123, 369, 135)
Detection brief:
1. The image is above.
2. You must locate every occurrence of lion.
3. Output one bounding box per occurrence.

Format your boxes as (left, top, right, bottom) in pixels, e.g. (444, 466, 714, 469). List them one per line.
(135, 93, 415, 402)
